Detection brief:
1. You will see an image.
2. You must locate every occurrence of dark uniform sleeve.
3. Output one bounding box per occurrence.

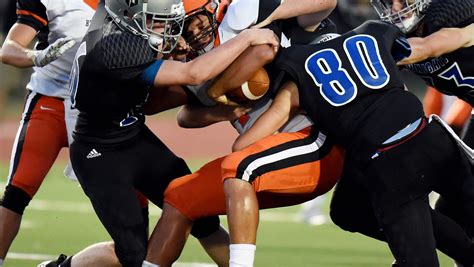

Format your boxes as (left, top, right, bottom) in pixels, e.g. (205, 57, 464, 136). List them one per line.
(270, 49, 300, 94)
(256, 0, 281, 23)
(423, 0, 474, 35)
(16, 0, 48, 31)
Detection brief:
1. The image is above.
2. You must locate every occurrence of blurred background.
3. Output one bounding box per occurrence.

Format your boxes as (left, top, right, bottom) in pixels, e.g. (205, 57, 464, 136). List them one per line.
(0, 0, 453, 266)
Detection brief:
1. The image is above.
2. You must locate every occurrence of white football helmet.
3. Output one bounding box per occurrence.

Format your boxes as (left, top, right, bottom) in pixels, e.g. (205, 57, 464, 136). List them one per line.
(105, 0, 186, 53)
(370, 0, 431, 33)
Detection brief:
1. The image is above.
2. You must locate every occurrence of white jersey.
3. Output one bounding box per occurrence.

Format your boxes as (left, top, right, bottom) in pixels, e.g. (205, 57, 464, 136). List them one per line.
(232, 95, 313, 134)
(16, 0, 97, 99)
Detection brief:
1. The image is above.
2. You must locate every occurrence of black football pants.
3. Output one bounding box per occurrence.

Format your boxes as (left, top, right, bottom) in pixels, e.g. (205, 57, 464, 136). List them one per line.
(70, 127, 220, 267)
(331, 121, 474, 267)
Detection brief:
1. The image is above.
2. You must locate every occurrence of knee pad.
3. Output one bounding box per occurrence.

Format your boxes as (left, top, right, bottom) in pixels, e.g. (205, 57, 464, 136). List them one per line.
(1, 185, 32, 215)
(191, 215, 221, 239)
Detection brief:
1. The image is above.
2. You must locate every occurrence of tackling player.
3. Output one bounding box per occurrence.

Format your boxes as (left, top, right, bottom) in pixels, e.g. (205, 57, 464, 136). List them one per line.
(67, 0, 278, 266)
(233, 20, 474, 266)
(330, 1, 474, 265)
(0, 0, 98, 266)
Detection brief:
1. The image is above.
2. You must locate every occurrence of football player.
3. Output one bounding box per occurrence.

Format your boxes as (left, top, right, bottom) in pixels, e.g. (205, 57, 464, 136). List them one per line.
(233, 20, 474, 266)
(176, 1, 339, 266)
(142, 1, 343, 266)
(330, 1, 474, 265)
(0, 0, 98, 266)
(67, 0, 278, 266)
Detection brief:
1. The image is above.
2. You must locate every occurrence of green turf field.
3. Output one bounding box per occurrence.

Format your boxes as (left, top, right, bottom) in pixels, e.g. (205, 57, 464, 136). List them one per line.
(0, 162, 452, 267)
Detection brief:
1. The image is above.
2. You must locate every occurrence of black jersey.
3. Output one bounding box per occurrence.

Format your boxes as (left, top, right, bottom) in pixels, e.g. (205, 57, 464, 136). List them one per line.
(71, 5, 159, 142)
(274, 21, 425, 162)
(405, 0, 474, 105)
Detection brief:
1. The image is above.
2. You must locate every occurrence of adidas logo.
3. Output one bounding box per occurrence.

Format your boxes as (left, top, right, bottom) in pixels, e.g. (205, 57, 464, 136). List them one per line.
(86, 149, 102, 159)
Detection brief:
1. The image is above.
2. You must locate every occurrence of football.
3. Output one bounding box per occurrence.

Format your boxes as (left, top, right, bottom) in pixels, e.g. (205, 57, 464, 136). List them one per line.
(226, 67, 270, 104)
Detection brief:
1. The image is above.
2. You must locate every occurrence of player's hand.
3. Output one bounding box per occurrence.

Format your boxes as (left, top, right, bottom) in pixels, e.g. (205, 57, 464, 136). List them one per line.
(27, 37, 76, 67)
(170, 36, 190, 61)
(217, 104, 252, 120)
(214, 94, 239, 106)
(245, 28, 280, 53)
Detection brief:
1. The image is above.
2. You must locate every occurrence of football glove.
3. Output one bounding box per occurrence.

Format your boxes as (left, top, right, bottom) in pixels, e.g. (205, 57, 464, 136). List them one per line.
(27, 37, 76, 67)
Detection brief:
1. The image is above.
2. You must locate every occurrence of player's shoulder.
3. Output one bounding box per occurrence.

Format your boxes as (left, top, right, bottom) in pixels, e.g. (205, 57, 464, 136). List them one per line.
(351, 20, 400, 36)
(86, 19, 156, 70)
(424, 0, 474, 35)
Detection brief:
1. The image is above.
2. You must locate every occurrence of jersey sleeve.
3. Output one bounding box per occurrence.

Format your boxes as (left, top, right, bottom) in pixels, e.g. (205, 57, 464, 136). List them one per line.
(256, 0, 281, 24)
(138, 60, 164, 87)
(391, 36, 412, 62)
(16, 0, 48, 31)
(270, 49, 299, 94)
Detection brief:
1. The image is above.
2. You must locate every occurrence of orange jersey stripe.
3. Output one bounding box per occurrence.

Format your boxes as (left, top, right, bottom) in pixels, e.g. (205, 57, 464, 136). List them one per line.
(84, 0, 99, 10)
(16, 9, 48, 26)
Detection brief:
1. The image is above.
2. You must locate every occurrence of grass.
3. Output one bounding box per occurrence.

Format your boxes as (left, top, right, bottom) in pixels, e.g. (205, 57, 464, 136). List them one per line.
(0, 161, 452, 267)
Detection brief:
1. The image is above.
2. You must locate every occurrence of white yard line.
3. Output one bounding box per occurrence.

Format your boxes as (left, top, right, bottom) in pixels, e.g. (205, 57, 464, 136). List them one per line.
(26, 199, 300, 223)
(0, 181, 301, 223)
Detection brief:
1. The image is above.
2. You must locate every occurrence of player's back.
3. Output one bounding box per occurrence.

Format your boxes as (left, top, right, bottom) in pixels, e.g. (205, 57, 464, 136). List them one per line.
(274, 21, 425, 162)
(405, 0, 474, 105)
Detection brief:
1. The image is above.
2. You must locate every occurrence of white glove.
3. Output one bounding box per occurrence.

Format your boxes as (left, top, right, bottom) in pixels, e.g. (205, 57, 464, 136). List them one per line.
(27, 37, 76, 67)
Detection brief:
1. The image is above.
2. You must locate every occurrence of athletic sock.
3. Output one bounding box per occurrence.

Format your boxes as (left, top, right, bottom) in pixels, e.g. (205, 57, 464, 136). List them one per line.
(0, 258, 4, 267)
(142, 260, 159, 267)
(229, 244, 256, 267)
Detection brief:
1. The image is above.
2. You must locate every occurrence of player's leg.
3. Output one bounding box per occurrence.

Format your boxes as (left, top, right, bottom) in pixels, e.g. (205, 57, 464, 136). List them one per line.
(365, 120, 474, 266)
(136, 128, 225, 266)
(223, 179, 258, 267)
(221, 127, 341, 267)
(40, 193, 149, 267)
(146, 156, 229, 266)
(0, 93, 67, 261)
(329, 162, 387, 241)
(70, 137, 148, 267)
(331, 167, 474, 265)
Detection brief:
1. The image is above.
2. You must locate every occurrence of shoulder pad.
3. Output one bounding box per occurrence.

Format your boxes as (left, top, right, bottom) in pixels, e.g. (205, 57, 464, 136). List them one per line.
(224, 0, 258, 30)
(100, 21, 156, 69)
(424, 0, 474, 35)
(353, 20, 401, 37)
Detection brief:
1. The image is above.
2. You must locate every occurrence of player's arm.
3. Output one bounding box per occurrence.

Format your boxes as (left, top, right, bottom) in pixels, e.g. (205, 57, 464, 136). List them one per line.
(2, 0, 76, 68)
(207, 44, 276, 105)
(143, 86, 190, 115)
(232, 81, 300, 151)
(252, 0, 337, 29)
(153, 28, 279, 87)
(398, 23, 474, 65)
(177, 104, 251, 128)
(1, 23, 38, 67)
